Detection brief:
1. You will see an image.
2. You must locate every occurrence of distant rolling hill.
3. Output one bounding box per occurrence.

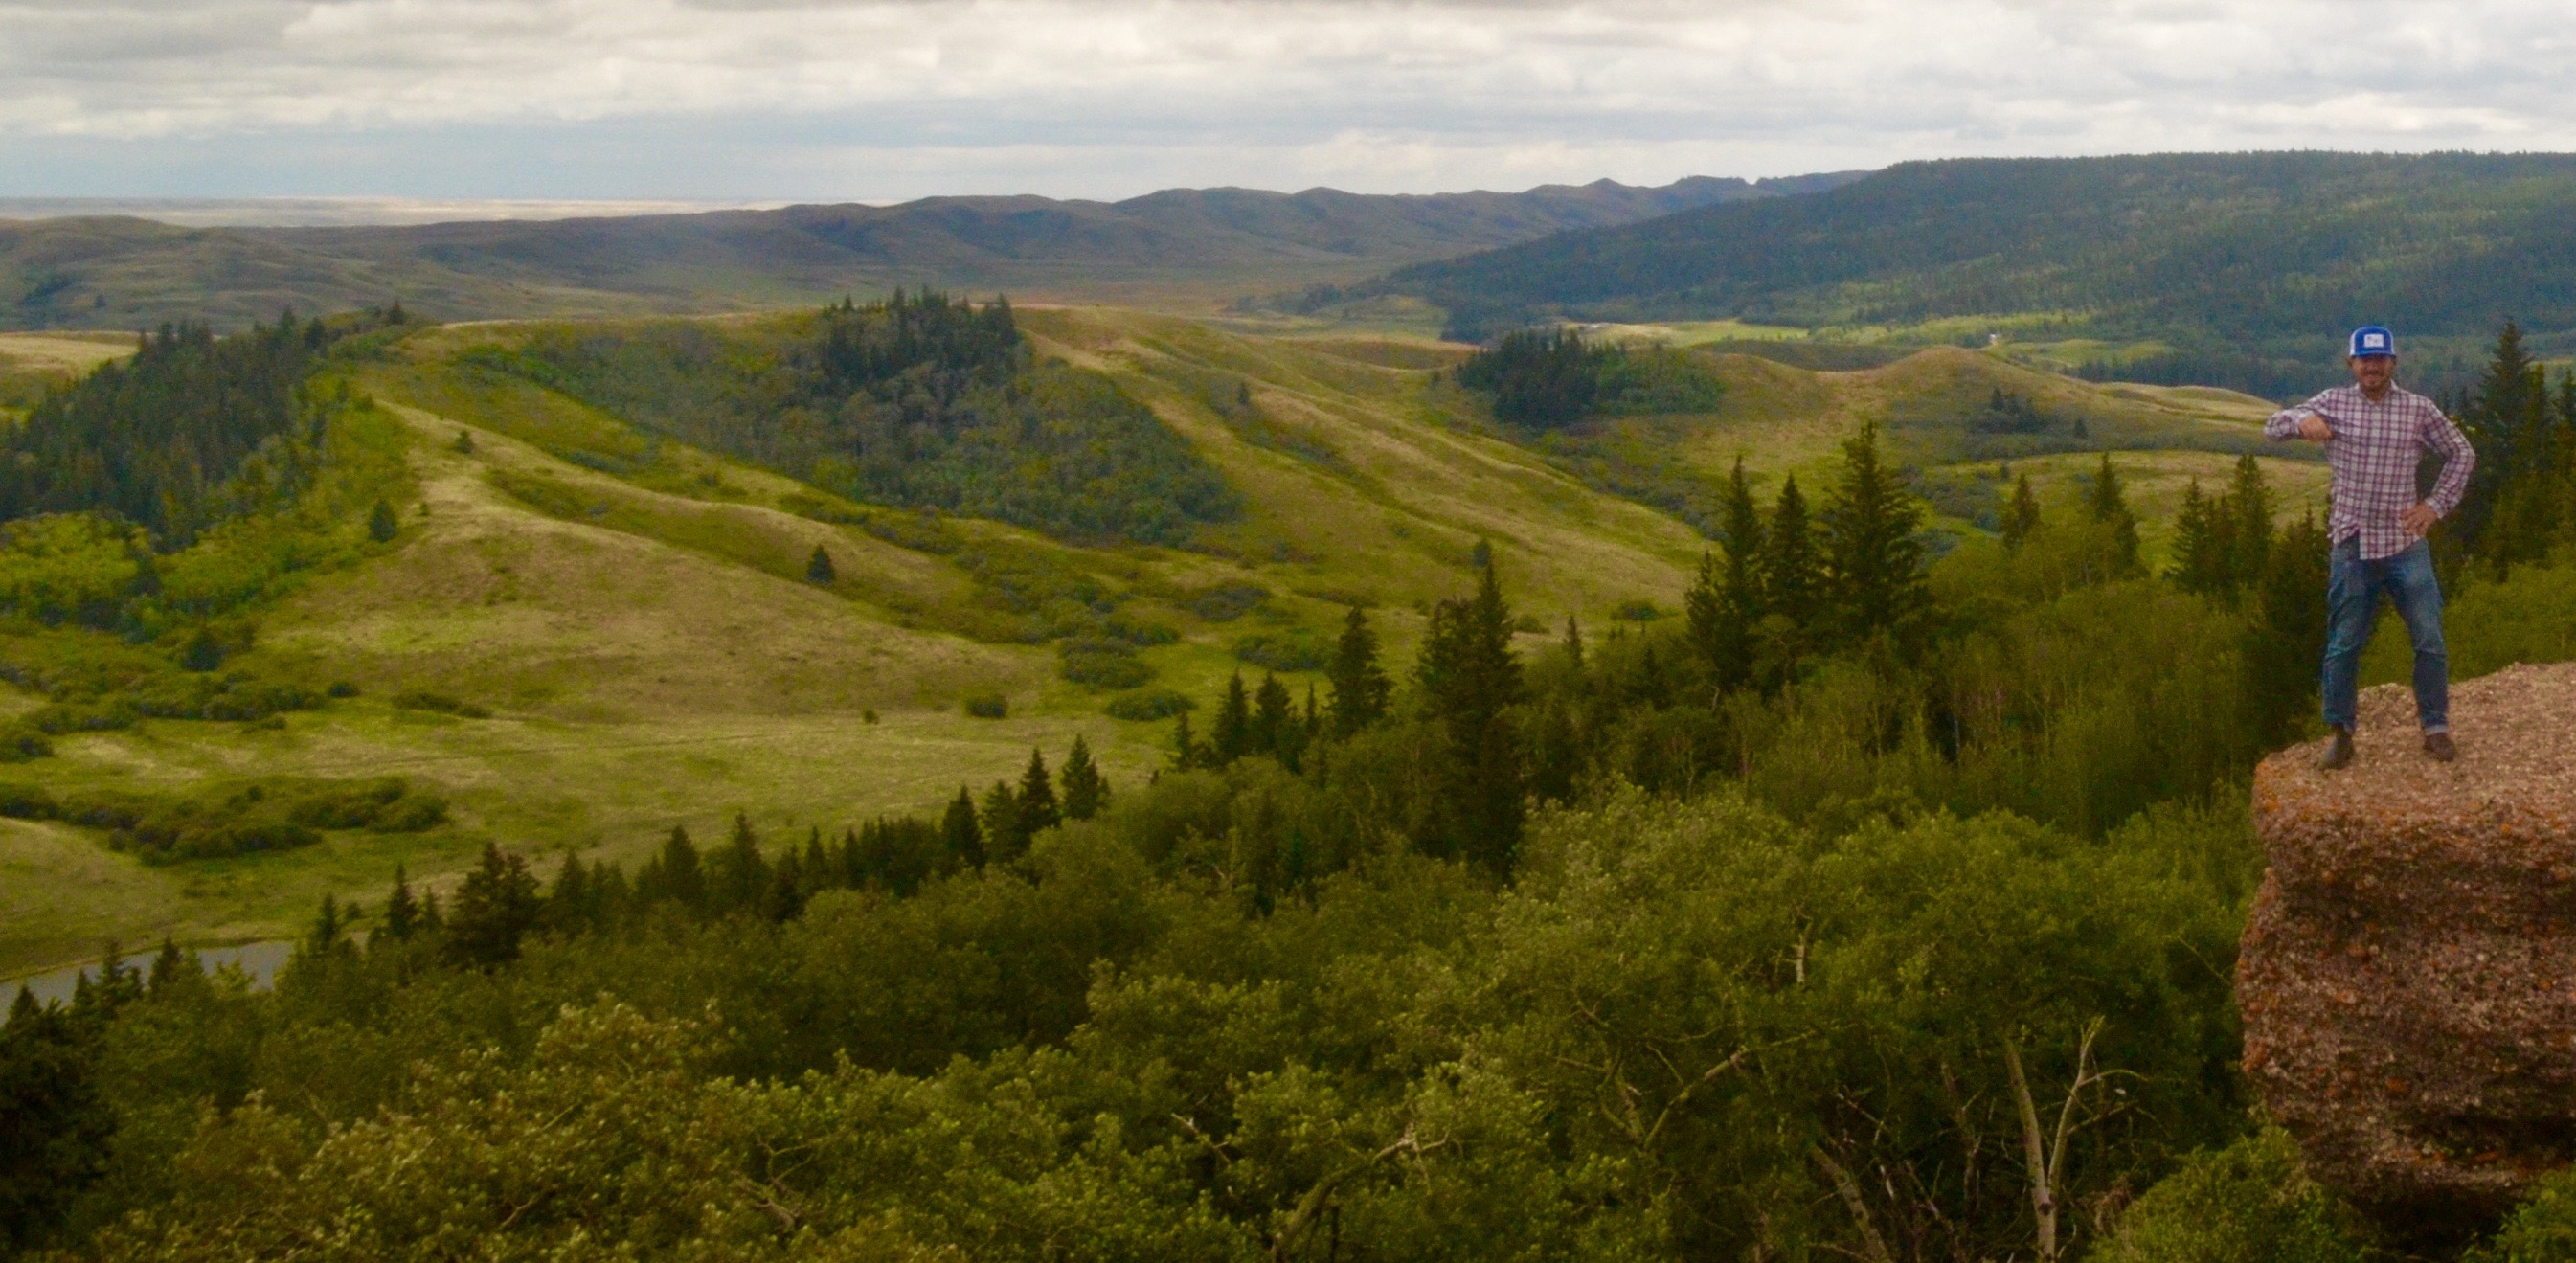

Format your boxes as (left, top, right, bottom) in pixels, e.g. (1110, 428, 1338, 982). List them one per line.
(1340, 152, 2576, 394)
(0, 174, 1865, 333)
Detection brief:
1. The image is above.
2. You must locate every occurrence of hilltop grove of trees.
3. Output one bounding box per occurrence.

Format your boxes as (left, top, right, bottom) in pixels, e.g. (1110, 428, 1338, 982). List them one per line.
(481, 292, 1241, 545)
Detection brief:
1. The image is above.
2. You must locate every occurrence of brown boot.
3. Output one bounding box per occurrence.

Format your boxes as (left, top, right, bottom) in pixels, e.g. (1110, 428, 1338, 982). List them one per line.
(2321, 727, 2355, 771)
(2425, 731, 2457, 763)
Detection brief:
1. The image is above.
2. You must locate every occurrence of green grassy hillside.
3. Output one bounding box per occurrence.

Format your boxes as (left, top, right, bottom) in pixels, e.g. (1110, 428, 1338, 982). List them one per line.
(1338, 152, 2576, 394)
(0, 306, 2333, 980)
(0, 175, 1854, 334)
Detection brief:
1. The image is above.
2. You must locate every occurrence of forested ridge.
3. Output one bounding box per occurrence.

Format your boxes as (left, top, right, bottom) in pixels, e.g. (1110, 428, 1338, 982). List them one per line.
(8, 325, 2576, 1259)
(476, 293, 1240, 545)
(1349, 152, 2576, 394)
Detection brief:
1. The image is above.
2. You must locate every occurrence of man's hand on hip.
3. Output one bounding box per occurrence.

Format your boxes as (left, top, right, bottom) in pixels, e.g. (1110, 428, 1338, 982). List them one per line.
(2298, 415, 2332, 440)
(2403, 502, 2438, 537)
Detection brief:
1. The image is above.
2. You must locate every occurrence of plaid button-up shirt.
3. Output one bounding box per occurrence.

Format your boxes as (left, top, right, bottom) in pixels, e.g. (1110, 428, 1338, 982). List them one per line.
(2266, 383, 2475, 561)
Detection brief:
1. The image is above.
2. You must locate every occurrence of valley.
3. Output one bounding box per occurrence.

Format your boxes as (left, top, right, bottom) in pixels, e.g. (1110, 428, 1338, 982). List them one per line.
(0, 305, 2333, 980)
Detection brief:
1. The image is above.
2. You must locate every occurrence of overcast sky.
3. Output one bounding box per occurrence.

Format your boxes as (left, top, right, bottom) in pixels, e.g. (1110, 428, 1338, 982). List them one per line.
(4, 0, 2572, 202)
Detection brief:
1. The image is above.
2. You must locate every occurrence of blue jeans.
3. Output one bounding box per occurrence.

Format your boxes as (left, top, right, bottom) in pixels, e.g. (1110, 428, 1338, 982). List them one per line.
(2321, 537, 2448, 733)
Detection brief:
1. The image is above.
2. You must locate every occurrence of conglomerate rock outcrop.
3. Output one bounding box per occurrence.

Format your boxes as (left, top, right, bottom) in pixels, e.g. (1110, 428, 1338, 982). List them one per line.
(2239, 662, 2576, 1241)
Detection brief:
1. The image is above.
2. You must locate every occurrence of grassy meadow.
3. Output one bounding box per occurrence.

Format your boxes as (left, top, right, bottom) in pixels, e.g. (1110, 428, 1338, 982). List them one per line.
(0, 309, 2338, 980)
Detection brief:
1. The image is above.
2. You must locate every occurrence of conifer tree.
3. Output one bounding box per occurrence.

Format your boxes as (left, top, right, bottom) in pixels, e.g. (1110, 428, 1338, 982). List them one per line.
(368, 499, 399, 544)
(2247, 511, 2331, 743)
(2223, 454, 2274, 588)
(1562, 614, 1586, 672)
(2001, 473, 2042, 549)
(1819, 423, 1929, 643)
(806, 545, 837, 585)
(941, 787, 984, 868)
(1213, 673, 1253, 764)
(1694, 458, 1767, 691)
(1759, 474, 1822, 643)
(761, 856, 804, 923)
(802, 827, 830, 895)
(547, 853, 592, 932)
(1415, 560, 1526, 875)
(2086, 453, 2142, 576)
(982, 781, 1027, 863)
(1326, 606, 1391, 737)
(1251, 674, 1293, 761)
(1017, 749, 1060, 837)
(2170, 480, 2225, 595)
(442, 844, 542, 969)
(1060, 735, 1107, 821)
(712, 814, 771, 913)
(646, 825, 706, 912)
(304, 894, 344, 958)
(1170, 712, 1206, 770)
(382, 864, 419, 940)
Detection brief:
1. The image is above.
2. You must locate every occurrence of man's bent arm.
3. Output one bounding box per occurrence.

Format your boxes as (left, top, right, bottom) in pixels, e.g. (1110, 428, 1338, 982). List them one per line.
(2267, 395, 2328, 441)
(2423, 407, 2476, 517)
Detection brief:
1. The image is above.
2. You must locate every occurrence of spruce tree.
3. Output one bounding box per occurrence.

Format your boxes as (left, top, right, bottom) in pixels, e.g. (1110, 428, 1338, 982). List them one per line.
(368, 499, 399, 543)
(806, 545, 837, 585)
(941, 787, 984, 868)
(382, 864, 419, 940)
(1060, 735, 1107, 821)
(441, 844, 542, 969)
(1818, 423, 1929, 643)
(1759, 474, 1822, 642)
(982, 781, 1027, 863)
(2001, 473, 2042, 550)
(1251, 674, 1293, 761)
(649, 825, 706, 912)
(1017, 749, 1060, 837)
(547, 853, 591, 932)
(1212, 673, 1253, 765)
(2086, 453, 2142, 577)
(1325, 606, 1391, 737)
(1414, 560, 1526, 876)
(2170, 480, 2226, 595)
(2223, 455, 2274, 589)
(713, 814, 770, 913)
(1170, 712, 1205, 770)
(304, 894, 344, 958)
(1693, 458, 1767, 691)
(1562, 614, 1586, 672)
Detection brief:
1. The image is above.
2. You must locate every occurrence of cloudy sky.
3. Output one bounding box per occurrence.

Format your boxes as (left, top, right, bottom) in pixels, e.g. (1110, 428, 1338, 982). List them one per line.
(3, 0, 2571, 203)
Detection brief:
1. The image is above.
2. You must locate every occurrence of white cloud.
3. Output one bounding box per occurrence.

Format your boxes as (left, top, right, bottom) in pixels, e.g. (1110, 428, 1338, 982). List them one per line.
(0, 0, 2571, 196)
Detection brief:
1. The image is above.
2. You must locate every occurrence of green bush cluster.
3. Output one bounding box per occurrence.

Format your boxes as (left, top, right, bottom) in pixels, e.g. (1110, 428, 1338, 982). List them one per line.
(0, 775, 446, 864)
(1103, 687, 1195, 721)
(1057, 637, 1155, 689)
(1230, 627, 1328, 671)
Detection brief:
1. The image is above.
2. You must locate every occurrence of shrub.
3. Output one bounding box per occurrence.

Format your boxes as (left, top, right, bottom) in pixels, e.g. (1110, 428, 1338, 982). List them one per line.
(64, 776, 451, 864)
(962, 691, 1008, 719)
(1611, 598, 1664, 622)
(0, 722, 51, 762)
(393, 689, 491, 719)
(1232, 629, 1329, 672)
(1183, 580, 1271, 622)
(1105, 688, 1196, 721)
(0, 781, 59, 818)
(1059, 638, 1156, 689)
(2096, 1128, 2380, 1263)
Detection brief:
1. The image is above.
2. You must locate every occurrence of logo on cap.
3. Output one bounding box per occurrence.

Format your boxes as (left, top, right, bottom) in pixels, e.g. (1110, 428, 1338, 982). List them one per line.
(2350, 326, 2396, 358)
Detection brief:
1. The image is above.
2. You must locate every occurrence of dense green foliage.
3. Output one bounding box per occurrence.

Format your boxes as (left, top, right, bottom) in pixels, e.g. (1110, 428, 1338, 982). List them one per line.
(0, 318, 338, 549)
(2095, 1129, 2382, 1262)
(0, 776, 445, 863)
(480, 293, 1240, 544)
(15, 322, 2576, 1259)
(1360, 153, 2576, 393)
(1452, 328, 1725, 428)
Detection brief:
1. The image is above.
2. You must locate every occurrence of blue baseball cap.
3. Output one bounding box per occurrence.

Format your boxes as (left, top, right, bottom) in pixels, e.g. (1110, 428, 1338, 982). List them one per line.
(2349, 326, 2396, 359)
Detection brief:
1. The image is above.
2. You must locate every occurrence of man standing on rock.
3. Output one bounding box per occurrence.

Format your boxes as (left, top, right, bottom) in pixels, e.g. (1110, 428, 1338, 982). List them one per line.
(2267, 326, 2474, 769)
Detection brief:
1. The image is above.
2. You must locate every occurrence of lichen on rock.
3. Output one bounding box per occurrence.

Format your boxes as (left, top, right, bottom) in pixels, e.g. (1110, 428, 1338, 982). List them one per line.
(2239, 661, 2576, 1244)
